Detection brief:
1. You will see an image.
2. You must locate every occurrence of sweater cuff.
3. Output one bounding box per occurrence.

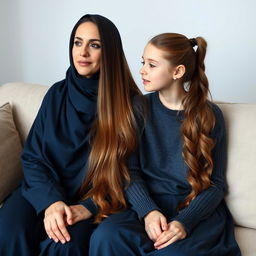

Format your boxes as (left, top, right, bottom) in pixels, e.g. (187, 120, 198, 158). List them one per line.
(172, 211, 198, 235)
(132, 197, 161, 220)
(79, 198, 98, 216)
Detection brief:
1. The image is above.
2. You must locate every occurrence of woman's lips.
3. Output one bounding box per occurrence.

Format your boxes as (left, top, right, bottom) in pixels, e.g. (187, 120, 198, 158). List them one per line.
(78, 61, 92, 67)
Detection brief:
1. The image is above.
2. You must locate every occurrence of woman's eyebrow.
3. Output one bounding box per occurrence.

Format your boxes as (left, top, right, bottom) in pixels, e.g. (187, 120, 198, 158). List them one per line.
(74, 36, 101, 42)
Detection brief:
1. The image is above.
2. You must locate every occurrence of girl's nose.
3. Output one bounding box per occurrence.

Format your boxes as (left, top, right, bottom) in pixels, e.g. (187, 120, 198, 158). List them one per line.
(140, 66, 146, 75)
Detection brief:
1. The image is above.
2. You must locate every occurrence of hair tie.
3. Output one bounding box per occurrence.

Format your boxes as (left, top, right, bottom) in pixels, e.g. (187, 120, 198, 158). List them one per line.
(189, 38, 197, 47)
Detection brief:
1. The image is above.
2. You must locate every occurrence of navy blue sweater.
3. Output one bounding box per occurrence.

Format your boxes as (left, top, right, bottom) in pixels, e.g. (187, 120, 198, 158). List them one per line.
(126, 92, 227, 234)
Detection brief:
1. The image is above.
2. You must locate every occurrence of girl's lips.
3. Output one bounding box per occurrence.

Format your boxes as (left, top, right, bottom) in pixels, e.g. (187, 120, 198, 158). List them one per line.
(78, 61, 92, 67)
(142, 78, 150, 85)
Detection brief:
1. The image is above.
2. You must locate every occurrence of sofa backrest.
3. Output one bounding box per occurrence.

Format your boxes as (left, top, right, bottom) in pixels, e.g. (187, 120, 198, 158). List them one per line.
(0, 83, 48, 145)
(218, 103, 256, 230)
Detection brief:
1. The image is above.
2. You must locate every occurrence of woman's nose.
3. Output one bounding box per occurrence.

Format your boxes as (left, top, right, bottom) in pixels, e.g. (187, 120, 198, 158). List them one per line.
(80, 46, 89, 57)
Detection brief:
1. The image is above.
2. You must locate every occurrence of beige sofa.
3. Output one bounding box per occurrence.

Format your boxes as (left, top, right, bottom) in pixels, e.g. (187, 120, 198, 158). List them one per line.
(0, 82, 256, 255)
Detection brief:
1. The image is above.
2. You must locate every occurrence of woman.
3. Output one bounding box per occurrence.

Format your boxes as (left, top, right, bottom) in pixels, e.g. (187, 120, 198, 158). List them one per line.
(89, 33, 241, 255)
(0, 14, 141, 255)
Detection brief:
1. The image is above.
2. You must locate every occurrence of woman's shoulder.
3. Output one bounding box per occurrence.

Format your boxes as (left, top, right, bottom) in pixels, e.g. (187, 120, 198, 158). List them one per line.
(37, 80, 67, 115)
(42, 79, 66, 102)
(46, 79, 66, 96)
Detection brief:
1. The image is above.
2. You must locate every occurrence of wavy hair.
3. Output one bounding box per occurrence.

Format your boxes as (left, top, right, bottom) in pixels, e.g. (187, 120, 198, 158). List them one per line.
(72, 15, 142, 222)
(149, 33, 216, 210)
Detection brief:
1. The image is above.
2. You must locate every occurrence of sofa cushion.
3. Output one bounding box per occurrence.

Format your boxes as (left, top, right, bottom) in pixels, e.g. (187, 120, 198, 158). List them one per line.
(0, 103, 23, 203)
(218, 103, 256, 230)
(0, 83, 48, 145)
(235, 226, 256, 256)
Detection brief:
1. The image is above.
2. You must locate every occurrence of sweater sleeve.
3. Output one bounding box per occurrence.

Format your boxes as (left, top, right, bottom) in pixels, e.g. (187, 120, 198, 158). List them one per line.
(172, 104, 227, 234)
(21, 89, 66, 214)
(79, 198, 98, 216)
(125, 96, 161, 219)
(125, 150, 161, 219)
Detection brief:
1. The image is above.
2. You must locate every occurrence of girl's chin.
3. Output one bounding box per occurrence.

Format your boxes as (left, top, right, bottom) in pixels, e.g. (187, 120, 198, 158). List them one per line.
(144, 85, 154, 92)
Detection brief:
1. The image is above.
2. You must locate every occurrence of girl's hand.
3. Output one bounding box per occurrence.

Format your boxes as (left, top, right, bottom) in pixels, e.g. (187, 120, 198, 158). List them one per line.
(154, 220, 187, 250)
(69, 204, 92, 224)
(44, 201, 72, 244)
(144, 210, 168, 242)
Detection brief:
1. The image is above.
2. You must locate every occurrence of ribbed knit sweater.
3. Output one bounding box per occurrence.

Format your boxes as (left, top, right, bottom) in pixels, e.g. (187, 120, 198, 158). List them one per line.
(126, 92, 227, 234)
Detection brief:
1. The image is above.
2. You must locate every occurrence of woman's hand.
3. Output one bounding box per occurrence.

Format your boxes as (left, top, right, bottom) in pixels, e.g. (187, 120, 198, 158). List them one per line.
(154, 220, 187, 250)
(144, 210, 168, 242)
(69, 204, 92, 225)
(44, 201, 72, 244)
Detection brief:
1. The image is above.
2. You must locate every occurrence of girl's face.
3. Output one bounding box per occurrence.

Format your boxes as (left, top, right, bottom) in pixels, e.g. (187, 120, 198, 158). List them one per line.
(140, 43, 176, 92)
(72, 22, 101, 78)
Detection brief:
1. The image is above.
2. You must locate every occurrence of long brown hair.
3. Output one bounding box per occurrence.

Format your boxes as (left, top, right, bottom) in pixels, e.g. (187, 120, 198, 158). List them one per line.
(149, 33, 216, 210)
(72, 15, 141, 222)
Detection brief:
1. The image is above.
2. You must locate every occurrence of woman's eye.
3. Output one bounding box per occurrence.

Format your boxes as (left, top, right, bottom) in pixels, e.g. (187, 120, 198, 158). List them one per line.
(141, 61, 145, 65)
(74, 41, 82, 47)
(90, 43, 101, 49)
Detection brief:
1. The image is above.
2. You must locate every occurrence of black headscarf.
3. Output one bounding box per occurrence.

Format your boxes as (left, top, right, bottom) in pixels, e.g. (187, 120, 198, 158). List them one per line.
(21, 14, 116, 215)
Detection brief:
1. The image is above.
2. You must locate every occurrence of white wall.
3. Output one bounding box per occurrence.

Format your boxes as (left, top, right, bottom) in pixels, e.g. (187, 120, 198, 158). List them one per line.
(1, 0, 256, 103)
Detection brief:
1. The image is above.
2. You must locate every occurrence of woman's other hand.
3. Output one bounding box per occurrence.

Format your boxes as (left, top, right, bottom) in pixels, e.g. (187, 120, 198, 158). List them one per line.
(144, 210, 168, 242)
(69, 204, 92, 224)
(154, 220, 187, 250)
(44, 201, 72, 244)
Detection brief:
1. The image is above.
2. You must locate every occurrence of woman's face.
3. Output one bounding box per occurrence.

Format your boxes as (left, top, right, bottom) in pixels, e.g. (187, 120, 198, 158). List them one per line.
(72, 22, 101, 78)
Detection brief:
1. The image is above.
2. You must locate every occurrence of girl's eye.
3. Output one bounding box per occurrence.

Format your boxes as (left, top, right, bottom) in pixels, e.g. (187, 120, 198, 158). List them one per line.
(149, 63, 156, 68)
(74, 41, 82, 47)
(141, 61, 145, 65)
(90, 43, 101, 49)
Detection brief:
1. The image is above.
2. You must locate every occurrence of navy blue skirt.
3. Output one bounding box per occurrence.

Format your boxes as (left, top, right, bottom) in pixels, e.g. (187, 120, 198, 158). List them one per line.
(90, 194, 241, 256)
(0, 186, 96, 256)
(1, 187, 241, 255)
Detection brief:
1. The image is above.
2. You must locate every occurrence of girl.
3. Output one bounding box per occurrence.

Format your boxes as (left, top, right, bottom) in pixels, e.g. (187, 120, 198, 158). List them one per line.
(0, 14, 141, 255)
(90, 33, 241, 256)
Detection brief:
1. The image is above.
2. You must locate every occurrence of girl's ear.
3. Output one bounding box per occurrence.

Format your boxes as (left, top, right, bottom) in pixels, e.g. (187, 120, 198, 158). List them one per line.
(173, 65, 186, 80)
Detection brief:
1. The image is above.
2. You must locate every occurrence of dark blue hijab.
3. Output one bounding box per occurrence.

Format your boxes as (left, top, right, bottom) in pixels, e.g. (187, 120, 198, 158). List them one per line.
(21, 14, 116, 215)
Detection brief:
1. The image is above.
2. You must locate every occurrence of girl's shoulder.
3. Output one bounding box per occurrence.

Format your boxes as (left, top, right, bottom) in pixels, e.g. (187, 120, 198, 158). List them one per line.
(208, 101, 225, 124)
(207, 101, 226, 138)
(131, 94, 147, 129)
(132, 92, 154, 104)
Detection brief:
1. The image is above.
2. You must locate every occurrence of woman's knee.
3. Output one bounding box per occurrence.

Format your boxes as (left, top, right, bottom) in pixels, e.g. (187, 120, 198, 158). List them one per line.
(0, 187, 41, 242)
(40, 219, 95, 256)
(43, 240, 88, 256)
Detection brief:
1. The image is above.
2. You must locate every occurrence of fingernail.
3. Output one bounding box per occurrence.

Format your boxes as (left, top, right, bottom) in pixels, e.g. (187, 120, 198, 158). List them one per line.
(54, 239, 58, 243)
(61, 240, 65, 244)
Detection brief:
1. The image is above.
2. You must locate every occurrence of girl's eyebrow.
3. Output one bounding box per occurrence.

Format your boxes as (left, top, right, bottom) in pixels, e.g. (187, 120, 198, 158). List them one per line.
(74, 36, 101, 42)
(142, 56, 159, 63)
